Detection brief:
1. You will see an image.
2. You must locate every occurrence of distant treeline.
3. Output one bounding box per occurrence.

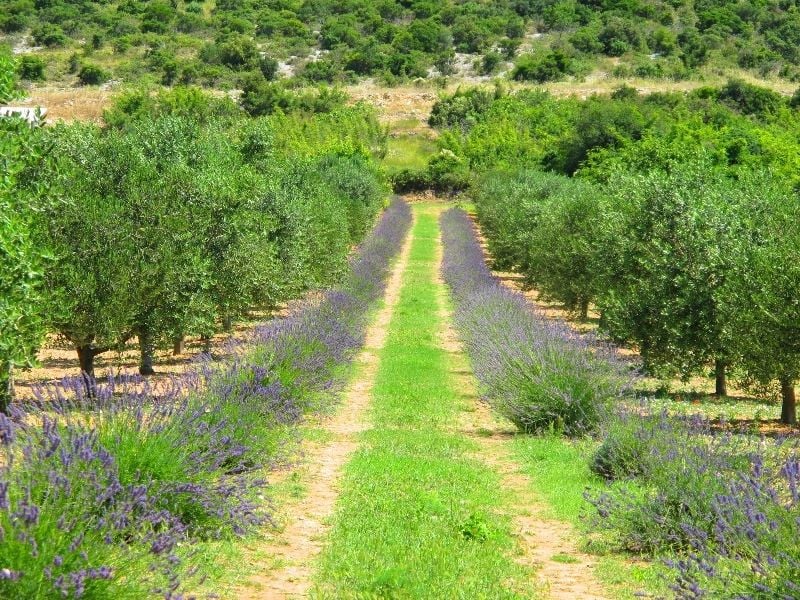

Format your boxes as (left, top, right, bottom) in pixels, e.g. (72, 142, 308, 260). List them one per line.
(6, 0, 800, 86)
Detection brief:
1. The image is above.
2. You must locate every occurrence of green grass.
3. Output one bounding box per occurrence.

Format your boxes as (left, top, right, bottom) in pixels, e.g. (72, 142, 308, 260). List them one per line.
(383, 134, 438, 175)
(510, 435, 669, 599)
(313, 208, 537, 599)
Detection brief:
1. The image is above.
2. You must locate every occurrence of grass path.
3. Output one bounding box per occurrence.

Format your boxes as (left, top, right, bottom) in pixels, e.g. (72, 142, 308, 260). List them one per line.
(313, 203, 536, 598)
(235, 210, 416, 599)
(240, 201, 623, 599)
(312, 202, 616, 599)
(436, 246, 609, 600)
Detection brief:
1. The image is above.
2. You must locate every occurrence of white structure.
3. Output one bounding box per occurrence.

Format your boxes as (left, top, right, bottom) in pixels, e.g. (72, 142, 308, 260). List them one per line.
(0, 106, 48, 125)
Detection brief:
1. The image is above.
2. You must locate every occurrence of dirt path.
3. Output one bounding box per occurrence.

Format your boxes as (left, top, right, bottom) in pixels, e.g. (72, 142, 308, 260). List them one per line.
(430, 203, 609, 600)
(236, 212, 415, 599)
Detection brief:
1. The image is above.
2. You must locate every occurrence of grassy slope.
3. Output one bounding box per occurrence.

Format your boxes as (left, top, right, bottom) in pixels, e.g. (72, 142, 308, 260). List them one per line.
(314, 207, 537, 598)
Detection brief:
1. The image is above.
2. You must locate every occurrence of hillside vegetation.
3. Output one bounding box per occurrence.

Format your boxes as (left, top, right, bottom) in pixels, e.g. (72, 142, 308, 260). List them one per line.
(4, 0, 800, 89)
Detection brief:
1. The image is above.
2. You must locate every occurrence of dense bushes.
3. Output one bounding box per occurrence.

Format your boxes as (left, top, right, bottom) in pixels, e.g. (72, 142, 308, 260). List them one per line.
(8, 0, 800, 85)
(2, 0, 531, 85)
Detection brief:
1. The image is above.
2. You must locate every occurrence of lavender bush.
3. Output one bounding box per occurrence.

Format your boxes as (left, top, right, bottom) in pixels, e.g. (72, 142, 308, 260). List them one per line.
(588, 409, 800, 598)
(0, 410, 189, 599)
(440, 205, 800, 597)
(440, 207, 632, 436)
(1, 198, 411, 598)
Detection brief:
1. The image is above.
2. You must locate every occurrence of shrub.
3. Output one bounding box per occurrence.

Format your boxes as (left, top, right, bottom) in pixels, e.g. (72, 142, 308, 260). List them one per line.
(78, 63, 110, 85)
(259, 56, 279, 80)
(390, 168, 431, 194)
(0, 412, 190, 598)
(18, 55, 45, 81)
(428, 87, 498, 130)
(426, 149, 471, 193)
(587, 413, 796, 565)
(717, 79, 785, 118)
(31, 23, 68, 48)
(512, 50, 574, 83)
(590, 410, 673, 480)
(480, 51, 503, 75)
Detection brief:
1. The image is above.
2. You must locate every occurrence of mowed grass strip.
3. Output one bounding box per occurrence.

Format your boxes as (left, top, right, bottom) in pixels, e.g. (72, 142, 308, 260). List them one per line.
(510, 436, 668, 598)
(313, 209, 535, 599)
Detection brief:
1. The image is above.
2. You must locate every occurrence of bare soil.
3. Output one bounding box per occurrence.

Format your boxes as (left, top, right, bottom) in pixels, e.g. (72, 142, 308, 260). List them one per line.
(235, 213, 415, 599)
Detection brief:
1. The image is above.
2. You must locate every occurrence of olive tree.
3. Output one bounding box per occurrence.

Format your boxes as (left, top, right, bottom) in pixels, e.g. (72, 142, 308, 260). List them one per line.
(598, 164, 740, 395)
(518, 176, 608, 318)
(38, 126, 137, 381)
(725, 173, 800, 423)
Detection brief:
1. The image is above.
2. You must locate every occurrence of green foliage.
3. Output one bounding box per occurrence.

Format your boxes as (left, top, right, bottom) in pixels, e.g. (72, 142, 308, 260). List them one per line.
(0, 118, 54, 408)
(77, 63, 109, 86)
(716, 79, 785, 118)
(0, 50, 18, 103)
(240, 79, 348, 117)
(723, 172, 800, 419)
(428, 87, 501, 130)
(5, 0, 535, 84)
(512, 49, 575, 82)
(103, 86, 242, 129)
(23, 102, 387, 379)
(598, 165, 740, 380)
(474, 169, 606, 316)
(10, 0, 800, 84)
(17, 55, 46, 81)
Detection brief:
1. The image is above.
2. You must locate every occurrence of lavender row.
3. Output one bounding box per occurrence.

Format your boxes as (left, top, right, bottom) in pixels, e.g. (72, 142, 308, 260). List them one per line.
(0, 198, 412, 599)
(438, 210, 800, 597)
(439, 207, 632, 436)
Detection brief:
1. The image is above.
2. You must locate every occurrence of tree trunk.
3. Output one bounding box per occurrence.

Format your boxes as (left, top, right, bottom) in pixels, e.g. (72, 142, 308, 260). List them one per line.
(580, 299, 590, 321)
(200, 334, 211, 354)
(138, 330, 156, 376)
(172, 336, 185, 356)
(714, 359, 728, 397)
(76, 344, 99, 397)
(0, 363, 12, 414)
(780, 377, 797, 425)
(222, 315, 233, 332)
(76, 345, 98, 378)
